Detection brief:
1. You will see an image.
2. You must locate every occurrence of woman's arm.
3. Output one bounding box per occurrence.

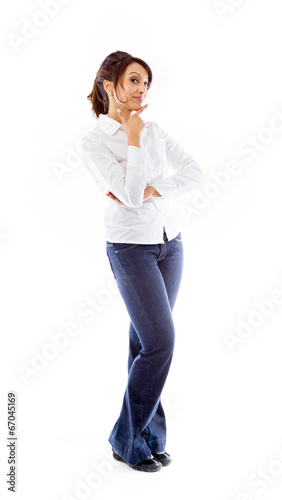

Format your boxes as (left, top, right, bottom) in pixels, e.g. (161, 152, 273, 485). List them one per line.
(82, 136, 147, 208)
(150, 123, 204, 198)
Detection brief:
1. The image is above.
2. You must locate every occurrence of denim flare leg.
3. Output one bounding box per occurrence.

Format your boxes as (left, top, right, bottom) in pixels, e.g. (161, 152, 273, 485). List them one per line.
(106, 229, 184, 466)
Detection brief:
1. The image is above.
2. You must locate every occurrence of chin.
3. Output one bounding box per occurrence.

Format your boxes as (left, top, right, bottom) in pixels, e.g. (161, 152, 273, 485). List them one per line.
(129, 103, 141, 111)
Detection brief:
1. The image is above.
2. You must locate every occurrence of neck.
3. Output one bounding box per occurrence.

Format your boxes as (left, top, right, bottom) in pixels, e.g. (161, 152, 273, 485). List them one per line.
(108, 107, 132, 124)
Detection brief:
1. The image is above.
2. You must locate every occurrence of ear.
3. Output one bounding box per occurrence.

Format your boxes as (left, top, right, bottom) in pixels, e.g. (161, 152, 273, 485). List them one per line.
(103, 80, 112, 96)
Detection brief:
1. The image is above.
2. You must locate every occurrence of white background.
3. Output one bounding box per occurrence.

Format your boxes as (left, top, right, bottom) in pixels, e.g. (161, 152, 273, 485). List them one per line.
(1, 1, 282, 499)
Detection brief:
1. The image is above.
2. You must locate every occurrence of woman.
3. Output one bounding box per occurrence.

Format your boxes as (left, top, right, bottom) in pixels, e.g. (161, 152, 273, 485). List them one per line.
(82, 50, 204, 472)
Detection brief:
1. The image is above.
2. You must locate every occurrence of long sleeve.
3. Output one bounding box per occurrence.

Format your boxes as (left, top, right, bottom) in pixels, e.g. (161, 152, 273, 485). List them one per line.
(82, 136, 147, 208)
(150, 124, 204, 198)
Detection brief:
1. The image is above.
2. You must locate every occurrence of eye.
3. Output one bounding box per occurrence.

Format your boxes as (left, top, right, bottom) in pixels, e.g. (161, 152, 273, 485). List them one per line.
(131, 78, 150, 88)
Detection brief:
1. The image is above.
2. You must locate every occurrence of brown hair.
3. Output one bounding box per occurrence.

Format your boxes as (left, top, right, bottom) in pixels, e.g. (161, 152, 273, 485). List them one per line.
(87, 50, 153, 119)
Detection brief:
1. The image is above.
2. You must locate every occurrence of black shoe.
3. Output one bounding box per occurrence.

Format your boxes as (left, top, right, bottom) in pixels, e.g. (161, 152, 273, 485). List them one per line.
(112, 448, 162, 472)
(152, 451, 172, 466)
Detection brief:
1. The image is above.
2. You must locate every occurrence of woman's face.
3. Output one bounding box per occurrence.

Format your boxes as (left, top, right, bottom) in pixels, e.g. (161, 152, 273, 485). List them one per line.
(115, 62, 150, 110)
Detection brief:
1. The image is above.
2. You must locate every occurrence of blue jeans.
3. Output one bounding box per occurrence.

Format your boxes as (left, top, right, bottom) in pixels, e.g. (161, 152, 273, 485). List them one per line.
(106, 229, 184, 466)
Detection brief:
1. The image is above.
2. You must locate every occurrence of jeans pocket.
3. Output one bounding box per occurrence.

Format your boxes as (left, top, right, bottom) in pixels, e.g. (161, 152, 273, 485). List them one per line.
(113, 243, 140, 254)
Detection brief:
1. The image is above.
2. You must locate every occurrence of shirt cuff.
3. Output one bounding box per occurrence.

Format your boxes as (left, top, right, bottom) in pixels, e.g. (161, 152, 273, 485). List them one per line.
(150, 181, 176, 199)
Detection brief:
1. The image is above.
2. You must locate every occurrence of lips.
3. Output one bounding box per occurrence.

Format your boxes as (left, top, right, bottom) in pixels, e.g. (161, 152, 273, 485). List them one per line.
(133, 97, 142, 101)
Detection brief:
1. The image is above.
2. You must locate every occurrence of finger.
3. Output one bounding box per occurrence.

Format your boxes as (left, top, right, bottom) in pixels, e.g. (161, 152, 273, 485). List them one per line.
(134, 103, 149, 115)
(106, 191, 124, 205)
(112, 195, 123, 205)
(109, 193, 121, 203)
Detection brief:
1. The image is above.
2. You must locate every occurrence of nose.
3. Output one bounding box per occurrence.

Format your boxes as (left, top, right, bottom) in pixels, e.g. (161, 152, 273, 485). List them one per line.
(138, 83, 147, 94)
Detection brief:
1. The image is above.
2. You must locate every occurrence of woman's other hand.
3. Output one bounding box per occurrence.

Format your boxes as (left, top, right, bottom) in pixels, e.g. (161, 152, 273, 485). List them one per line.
(106, 191, 125, 205)
(143, 186, 161, 201)
(106, 186, 161, 205)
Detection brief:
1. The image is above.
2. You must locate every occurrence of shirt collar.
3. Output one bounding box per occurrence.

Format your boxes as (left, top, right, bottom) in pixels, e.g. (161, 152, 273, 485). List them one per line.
(97, 113, 150, 136)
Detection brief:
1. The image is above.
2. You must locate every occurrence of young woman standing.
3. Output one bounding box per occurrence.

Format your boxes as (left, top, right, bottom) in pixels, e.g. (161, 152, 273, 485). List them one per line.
(82, 50, 204, 472)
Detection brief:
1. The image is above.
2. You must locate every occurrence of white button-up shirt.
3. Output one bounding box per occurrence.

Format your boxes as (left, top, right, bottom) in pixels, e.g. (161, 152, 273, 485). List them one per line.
(82, 113, 204, 244)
